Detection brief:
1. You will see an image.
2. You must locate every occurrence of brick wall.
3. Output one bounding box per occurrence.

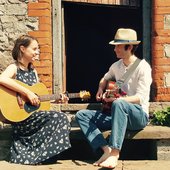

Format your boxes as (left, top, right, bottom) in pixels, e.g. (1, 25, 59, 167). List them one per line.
(0, 0, 53, 93)
(152, 0, 170, 101)
(1, 0, 169, 101)
(28, 0, 53, 93)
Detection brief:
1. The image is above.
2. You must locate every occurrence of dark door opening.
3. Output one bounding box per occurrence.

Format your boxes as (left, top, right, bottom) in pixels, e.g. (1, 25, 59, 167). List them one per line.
(64, 2, 142, 103)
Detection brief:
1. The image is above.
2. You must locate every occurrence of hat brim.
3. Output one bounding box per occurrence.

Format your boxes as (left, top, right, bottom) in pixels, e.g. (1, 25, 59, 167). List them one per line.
(109, 40, 141, 45)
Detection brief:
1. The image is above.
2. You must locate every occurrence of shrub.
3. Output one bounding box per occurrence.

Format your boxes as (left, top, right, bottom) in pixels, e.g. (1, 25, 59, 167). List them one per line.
(151, 107, 170, 126)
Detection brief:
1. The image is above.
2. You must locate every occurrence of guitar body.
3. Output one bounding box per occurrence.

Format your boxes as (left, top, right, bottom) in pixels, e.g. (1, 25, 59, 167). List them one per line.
(0, 81, 50, 123)
(102, 81, 126, 115)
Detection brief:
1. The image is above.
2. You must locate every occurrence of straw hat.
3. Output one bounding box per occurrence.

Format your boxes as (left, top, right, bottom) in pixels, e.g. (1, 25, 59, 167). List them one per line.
(109, 28, 141, 45)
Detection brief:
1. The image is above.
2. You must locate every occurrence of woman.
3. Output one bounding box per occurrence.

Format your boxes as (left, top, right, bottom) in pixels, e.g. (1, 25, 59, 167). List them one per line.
(0, 35, 71, 165)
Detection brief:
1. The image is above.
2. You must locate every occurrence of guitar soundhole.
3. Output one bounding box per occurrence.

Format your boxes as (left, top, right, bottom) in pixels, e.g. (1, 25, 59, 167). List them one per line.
(24, 102, 40, 113)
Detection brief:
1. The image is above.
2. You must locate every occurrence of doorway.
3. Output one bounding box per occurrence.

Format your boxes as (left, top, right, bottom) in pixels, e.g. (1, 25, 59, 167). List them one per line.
(63, 2, 143, 102)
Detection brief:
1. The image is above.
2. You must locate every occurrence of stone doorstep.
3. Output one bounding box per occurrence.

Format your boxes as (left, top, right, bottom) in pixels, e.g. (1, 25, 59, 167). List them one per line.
(70, 125, 170, 140)
(51, 102, 170, 114)
(1, 102, 170, 161)
(0, 160, 170, 170)
(70, 126, 170, 161)
(1, 124, 170, 161)
(1, 101, 170, 129)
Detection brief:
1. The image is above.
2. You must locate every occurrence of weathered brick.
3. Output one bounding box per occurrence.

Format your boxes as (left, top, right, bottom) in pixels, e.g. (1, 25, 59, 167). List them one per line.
(155, 30, 170, 36)
(156, 95, 170, 101)
(35, 60, 52, 67)
(42, 81, 53, 88)
(38, 0, 51, 4)
(39, 53, 52, 60)
(39, 24, 51, 31)
(154, 7, 170, 15)
(39, 16, 51, 24)
(153, 37, 170, 44)
(28, 9, 51, 17)
(28, 2, 50, 10)
(29, 31, 51, 38)
(155, 0, 170, 7)
(154, 14, 164, 22)
(37, 37, 52, 46)
(152, 50, 164, 58)
(153, 44, 164, 51)
(39, 45, 52, 53)
(154, 58, 170, 65)
(39, 74, 53, 82)
(154, 21, 164, 30)
(36, 67, 52, 75)
(153, 73, 164, 80)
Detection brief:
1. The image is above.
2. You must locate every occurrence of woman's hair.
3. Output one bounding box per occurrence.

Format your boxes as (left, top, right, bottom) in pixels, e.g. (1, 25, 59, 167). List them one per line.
(12, 35, 37, 61)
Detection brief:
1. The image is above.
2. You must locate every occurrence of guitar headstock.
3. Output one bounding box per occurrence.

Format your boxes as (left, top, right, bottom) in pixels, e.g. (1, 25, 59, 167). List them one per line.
(79, 91, 91, 101)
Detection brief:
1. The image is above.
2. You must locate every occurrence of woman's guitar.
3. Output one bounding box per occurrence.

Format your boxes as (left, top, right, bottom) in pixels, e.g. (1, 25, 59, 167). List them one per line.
(102, 81, 126, 115)
(0, 80, 91, 123)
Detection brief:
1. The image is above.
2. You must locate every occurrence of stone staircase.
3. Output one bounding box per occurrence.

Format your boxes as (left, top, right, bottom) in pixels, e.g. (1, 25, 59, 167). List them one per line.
(1, 102, 170, 162)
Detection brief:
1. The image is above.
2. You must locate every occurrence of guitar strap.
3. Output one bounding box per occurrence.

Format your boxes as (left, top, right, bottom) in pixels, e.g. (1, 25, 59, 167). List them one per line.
(116, 58, 141, 88)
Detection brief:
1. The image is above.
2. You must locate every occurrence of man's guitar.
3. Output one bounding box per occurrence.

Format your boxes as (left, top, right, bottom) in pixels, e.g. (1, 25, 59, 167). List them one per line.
(102, 81, 126, 115)
(0, 80, 91, 123)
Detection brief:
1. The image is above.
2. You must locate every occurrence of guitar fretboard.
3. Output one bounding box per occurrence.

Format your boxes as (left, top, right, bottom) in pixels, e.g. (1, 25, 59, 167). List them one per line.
(39, 93, 80, 102)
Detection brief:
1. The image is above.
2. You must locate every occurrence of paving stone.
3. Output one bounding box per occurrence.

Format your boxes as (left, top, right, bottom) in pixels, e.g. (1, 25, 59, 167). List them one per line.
(1, 160, 170, 170)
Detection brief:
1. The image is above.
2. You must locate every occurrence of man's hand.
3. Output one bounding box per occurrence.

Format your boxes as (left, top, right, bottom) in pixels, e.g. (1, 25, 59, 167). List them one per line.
(102, 91, 117, 103)
(96, 88, 103, 101)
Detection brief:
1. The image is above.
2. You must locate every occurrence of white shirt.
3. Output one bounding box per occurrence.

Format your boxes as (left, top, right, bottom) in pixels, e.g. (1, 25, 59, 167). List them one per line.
(103, 59, 152, 114)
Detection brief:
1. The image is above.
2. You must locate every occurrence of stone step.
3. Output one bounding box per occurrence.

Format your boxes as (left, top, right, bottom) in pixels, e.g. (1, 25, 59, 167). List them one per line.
(0, 160, 170, 170)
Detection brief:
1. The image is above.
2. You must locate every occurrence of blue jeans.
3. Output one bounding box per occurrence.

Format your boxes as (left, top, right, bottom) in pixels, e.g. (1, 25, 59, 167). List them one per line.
(75, 99, 149, 151)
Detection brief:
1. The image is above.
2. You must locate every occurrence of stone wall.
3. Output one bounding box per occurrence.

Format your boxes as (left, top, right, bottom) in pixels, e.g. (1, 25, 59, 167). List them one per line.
(1, 0, 170, 101)
(0, 0, 38, 73)
(0, 0, 53, 93)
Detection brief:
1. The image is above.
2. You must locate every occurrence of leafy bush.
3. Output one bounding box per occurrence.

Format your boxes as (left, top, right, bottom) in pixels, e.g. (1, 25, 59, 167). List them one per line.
(151, 107, 170, 126)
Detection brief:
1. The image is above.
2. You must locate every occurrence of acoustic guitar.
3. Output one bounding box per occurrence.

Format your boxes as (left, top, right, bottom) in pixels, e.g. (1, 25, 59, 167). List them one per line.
(0, 80, 91, 123)
(102, 81, 126, 115)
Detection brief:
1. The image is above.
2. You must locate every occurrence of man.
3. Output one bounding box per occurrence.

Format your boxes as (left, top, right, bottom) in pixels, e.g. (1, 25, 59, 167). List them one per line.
(75, 28, 152, 169)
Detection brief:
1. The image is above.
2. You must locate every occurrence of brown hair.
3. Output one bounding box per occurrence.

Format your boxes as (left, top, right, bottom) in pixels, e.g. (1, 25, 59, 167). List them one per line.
(125, 44, 138, 54)
(12, 35, 37, 61)
(12, 35, 38, 70)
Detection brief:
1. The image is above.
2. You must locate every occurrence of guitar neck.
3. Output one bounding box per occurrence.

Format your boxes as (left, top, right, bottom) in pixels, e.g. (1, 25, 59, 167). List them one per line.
(68, 93, 80, 99)
(39, 93, 80, 102)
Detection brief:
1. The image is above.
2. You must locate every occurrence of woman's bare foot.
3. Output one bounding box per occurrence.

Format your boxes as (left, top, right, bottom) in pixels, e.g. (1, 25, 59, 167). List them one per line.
(99, 149, 119, 169)
(93, 146, 111, 166)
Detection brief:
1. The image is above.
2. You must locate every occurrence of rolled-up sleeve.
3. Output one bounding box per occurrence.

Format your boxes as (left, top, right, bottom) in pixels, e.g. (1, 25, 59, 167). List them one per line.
(103, 61, 122, 81)
(135, 64, 152, 105)
(103, 67, 115, 81)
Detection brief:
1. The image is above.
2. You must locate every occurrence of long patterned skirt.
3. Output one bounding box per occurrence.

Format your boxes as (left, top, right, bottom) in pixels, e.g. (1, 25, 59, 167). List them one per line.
(9, 111, 71, 165)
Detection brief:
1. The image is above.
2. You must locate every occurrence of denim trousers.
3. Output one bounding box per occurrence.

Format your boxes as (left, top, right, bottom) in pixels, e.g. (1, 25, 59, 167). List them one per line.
(75, 99, 149, 151)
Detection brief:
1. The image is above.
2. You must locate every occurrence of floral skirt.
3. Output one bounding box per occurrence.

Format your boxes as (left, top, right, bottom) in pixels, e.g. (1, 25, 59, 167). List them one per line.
(9, 111, 71, 165)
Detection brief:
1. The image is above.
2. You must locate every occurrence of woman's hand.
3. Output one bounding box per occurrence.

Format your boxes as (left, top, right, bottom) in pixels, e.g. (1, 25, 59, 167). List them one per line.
(26, 91, 40, 106)
(60, 93, 69, 103)
(55, 93, 69, 104)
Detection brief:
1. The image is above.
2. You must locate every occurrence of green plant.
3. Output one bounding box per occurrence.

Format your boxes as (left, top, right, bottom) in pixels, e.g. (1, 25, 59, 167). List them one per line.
(151, 107, 170, 126)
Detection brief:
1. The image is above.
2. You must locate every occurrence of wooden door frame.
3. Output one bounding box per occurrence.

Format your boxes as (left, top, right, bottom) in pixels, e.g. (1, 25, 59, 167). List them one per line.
(52, 0, 66, 93)
(52, 0, 151, 93)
